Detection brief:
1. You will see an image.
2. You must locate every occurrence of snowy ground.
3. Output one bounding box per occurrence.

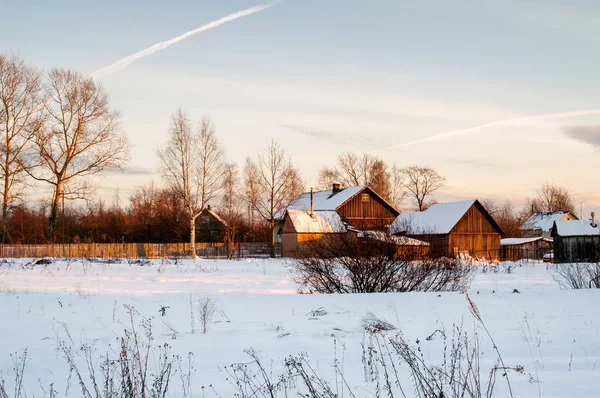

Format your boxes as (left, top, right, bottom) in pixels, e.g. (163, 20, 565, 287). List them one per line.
(0, 258, 598, 397)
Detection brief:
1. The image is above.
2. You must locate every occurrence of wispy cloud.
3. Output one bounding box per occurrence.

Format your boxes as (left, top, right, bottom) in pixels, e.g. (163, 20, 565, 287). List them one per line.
(106, 167, 155, 176)
(371, 108, 600, 153)
(563, 125, 600, 148)
(91, 2, 280, 79)
(279, 123, 389, 149)
(443, 157, 494, 168)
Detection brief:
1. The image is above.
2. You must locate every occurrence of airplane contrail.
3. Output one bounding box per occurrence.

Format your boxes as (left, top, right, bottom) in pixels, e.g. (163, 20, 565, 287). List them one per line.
(91, 2, 280, 79)
(370, 108, 600, 153)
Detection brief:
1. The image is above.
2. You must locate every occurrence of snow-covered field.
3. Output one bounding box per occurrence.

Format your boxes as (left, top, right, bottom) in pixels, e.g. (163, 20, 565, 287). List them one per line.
(0, 258, 598, 397)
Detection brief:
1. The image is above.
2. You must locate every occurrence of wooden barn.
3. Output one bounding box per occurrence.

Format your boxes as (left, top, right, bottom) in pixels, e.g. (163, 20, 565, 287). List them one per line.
(195, 205, 230, 243)
(278, 184, 400, 257)
(500, 237, 553, 261)
(390, 199, 504, 260)
(521, 211, 579, 238)
(551, 217, 600, 263)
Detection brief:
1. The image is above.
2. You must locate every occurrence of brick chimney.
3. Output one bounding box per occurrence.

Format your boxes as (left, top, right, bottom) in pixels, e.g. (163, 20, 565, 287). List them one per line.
(332, 183, 341, 195)
(592, 212, 596, 228)
(207, 205, 211, 211)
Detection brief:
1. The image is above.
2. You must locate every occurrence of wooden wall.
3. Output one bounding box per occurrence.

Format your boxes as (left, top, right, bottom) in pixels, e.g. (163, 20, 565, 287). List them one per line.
(405, 203, 502, 260)
(337, 188, 399, 229)
(501, 240, 552, 261)
(554, 235, 600, 263)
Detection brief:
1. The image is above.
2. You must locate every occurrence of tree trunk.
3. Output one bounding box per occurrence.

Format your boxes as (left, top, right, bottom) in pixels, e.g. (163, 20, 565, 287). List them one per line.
(190, 214, 197, 259)
(1, 181, 8, 244)
(270, 217, 275, 258)
(47, 184, 62, 240)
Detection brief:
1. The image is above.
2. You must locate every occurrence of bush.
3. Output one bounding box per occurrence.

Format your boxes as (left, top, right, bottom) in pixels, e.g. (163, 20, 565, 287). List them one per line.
(292, 233, 474, 293)
(550, 263, 600, 289)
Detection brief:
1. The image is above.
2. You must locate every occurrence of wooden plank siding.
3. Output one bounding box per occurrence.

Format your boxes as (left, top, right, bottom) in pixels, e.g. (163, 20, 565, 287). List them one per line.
(404, 201, 503, 260)
(554, 235, 600, 263)
(336, 188, 399, 229)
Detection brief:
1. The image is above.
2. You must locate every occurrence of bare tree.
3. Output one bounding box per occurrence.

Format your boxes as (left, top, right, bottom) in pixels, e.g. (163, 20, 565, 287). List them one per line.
(401, 166, 445, 211)
(197, 116, 225, 209)
(158, 109, 225, 258)
(29, 69, 129, 239)
(0, 54, 45, 243)
(526, 182, 575, 214)
(244, 139, 303, 256)
(388, 163, 405, 210)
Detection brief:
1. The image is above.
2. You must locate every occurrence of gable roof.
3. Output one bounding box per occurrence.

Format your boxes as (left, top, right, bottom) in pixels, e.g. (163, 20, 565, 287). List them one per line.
(200, 207, 229, 227)
(276, 185, 399, 220)
(390, 199, 503, 235)
(521, 211, 578, 231)
(285, 210, 347, 233)
(553, 220, 600, 237)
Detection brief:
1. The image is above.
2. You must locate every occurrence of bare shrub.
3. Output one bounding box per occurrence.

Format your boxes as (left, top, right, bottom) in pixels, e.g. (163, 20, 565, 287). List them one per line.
(58, 305, 174, 398)
(550, 263, 600, 289)
(197, 297, 218, 334)
(293, 233, 474, 293)
(0, 349, 29, 398)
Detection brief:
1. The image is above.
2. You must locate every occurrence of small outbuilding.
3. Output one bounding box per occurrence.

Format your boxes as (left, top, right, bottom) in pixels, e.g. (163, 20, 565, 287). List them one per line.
(551, 216, 600, 263)
(390, 199, 504, 260)
(195, 206, 230, 243)
(500, 237, 553, 261)
(280, 210, 346, 257)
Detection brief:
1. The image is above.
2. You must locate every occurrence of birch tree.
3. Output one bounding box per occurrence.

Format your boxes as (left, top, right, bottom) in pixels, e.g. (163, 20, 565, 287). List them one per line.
(158, 109, 225, 258)
(30, 69, 129, 239)
(0, 54, 45, 243)
(244, 139, 303, 256)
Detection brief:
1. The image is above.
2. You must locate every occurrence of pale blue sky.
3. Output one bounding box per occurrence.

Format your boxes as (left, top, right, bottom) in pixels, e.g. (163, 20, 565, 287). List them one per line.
(2, 0, 600, 213)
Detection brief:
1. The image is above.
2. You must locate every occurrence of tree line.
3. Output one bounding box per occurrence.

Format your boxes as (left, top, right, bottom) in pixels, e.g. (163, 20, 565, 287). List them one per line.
(0, 54, 579, 245)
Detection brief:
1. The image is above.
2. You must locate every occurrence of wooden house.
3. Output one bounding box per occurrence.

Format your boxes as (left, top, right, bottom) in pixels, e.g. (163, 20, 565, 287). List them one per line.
(390, 199, 504, 260)
(551, 216, 600, 263)
(521, 211, 578, 238)
(195, 206, 230, 243)
(500, 237, 553, 261)
(278, 184, 401, 257)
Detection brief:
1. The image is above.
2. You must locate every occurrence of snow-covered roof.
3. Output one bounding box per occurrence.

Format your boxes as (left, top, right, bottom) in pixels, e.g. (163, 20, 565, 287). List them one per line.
(285, 210, 346, 233)
(356, 230, 430, 246)
(554, 220, 600, 237)
(521, 212, 576, 232)
(390, 200, 476, 235)
(276, 186, 365, 219)
(501, 237, 552, 246)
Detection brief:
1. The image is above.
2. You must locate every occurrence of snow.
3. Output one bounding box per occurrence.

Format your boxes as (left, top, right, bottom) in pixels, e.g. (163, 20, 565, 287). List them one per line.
(501, 237, 552, 246)
(286, 210, 346, 233)
(521, 212, 575, 232)
(0, 258, 599, 397)
(356, 230, 430, 246)
(554, 220, 600, 236)
(390, 200, 476, 234)
(275, 185, 365, 218)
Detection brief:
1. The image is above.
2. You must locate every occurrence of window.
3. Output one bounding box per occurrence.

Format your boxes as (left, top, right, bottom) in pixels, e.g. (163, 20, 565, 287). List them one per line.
(361, 193, 370, 202)
(199, 215, 210, 224)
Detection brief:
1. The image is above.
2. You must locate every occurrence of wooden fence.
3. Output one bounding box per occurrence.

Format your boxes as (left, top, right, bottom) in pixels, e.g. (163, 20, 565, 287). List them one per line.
(0, 242, 281, 259)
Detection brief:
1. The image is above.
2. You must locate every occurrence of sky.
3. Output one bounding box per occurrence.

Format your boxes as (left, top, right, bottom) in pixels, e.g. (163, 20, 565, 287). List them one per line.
(2, 0, 600, 215)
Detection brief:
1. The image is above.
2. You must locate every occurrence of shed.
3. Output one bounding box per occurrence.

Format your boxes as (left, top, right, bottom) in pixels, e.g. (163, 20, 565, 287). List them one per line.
(500, 237, 553, 261)
(195, 206, 230, 243)
(280, 210, 346, 257)
(521, 211, 578, 238)
(551, 219, 600, 263)
(390, 199, 504, 260)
